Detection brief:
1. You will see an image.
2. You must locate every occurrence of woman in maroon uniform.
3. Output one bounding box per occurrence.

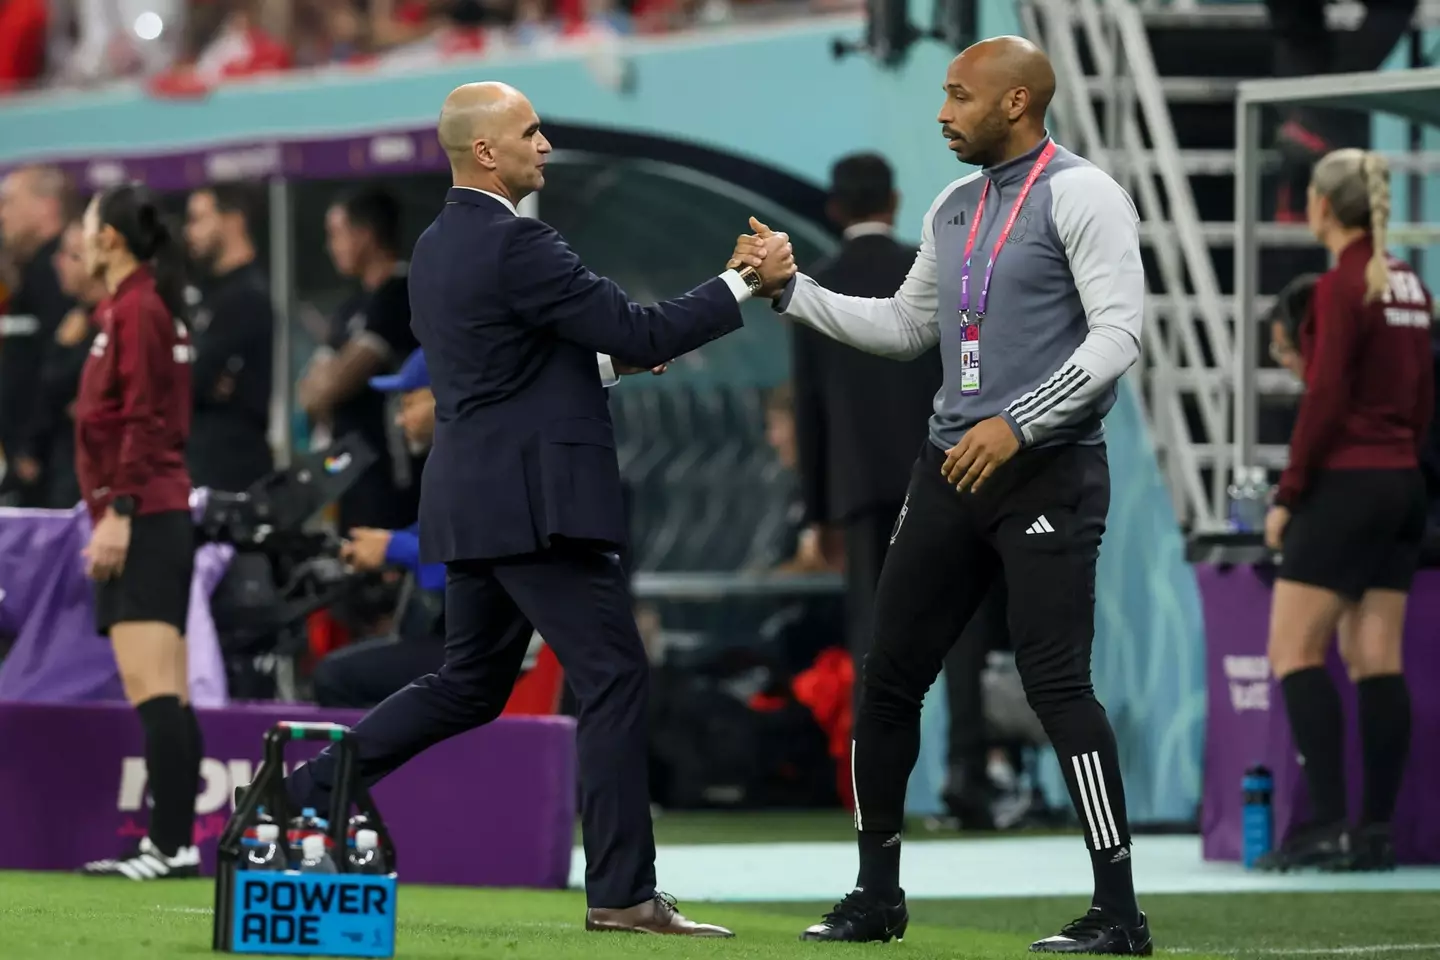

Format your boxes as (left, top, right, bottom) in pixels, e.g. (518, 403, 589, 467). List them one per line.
(1261, 150, 1434, 872)
(73, 184, 204, 880)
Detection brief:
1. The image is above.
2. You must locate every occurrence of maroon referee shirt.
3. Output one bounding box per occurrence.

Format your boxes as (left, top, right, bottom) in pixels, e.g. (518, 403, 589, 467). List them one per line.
(74, 265, 193, 522)
(1276, 237, 1435, 508)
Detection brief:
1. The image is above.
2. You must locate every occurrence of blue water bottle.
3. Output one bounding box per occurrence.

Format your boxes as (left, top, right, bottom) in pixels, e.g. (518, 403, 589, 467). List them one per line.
(1242, 765, 1274, 868)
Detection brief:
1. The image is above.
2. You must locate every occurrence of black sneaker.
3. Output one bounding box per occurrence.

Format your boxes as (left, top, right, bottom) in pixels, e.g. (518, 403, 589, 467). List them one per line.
(1254, 821, 1350, 872)
(1345, 823, 1397, 872)
(799, 888, 908, 942)
(1031, 908, 1152, 954)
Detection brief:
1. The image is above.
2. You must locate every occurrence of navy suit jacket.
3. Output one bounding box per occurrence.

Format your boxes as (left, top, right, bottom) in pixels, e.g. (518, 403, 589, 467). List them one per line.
(411, 188, 745, 563)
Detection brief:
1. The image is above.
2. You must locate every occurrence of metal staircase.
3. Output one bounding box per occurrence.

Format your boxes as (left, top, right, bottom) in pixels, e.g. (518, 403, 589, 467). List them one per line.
(1020, 0, 1440, 531)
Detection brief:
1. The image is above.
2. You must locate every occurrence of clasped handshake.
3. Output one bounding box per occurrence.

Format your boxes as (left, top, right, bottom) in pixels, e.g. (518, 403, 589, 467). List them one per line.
(614, 217, 796, 377)
(728, 216, 797, 299)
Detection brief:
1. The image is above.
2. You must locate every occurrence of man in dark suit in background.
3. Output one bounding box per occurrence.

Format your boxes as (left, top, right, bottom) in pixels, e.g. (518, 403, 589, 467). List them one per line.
(283, 81, 796, 935)
(184, 183, 275, 493)
(790, 153, 943, 693)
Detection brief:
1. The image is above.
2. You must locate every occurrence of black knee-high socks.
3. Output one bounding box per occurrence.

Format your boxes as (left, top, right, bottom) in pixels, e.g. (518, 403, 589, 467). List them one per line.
(1280, 668, 1413, 828)
(1280, 667, 1347, 825)
(1357, 674, 1411, 825)
(136, 696, 204, 857)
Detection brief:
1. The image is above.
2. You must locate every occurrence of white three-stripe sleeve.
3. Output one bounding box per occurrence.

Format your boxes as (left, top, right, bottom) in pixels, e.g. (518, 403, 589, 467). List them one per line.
(772, 176, 977, 360)
(1002, 166, 1144, 446)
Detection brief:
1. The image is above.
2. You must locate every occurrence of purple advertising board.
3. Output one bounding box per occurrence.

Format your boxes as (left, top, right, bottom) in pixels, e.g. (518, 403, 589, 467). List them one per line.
(1199, 563, 1440, 863)
(0, 128, 449, 194)
(0, 701, 576, 888)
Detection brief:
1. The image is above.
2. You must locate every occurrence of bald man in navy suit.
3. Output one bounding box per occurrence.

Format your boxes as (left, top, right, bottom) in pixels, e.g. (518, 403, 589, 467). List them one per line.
(284, 82, 796, 934)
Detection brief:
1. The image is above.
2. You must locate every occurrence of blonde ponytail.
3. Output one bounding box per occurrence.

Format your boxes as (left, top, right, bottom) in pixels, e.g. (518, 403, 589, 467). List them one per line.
(1359, 151, 1391, 302)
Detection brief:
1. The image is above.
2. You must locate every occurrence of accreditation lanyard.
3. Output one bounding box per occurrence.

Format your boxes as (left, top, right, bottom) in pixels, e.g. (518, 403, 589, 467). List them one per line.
(956, 141, 1056, 396)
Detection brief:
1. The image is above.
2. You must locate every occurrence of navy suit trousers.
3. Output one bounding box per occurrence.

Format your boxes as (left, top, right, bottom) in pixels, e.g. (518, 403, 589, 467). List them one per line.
(287, 540, 657, 908)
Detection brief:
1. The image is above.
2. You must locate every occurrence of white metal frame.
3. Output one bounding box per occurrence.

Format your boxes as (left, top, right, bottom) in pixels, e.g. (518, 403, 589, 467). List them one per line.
(1024, 2, 1440, 531)
(1024, 0, 1233, 529)
(1233, 67, 1440, 477)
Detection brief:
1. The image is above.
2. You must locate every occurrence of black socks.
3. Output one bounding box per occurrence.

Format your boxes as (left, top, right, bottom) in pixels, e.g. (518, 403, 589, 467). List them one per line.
(1280, 667, 1347, 825)
(856, 829, 902, 901)
(1357, 674, 1411, 825)
(1049, 718, 1138, 925)
(136, 695, 202, 857)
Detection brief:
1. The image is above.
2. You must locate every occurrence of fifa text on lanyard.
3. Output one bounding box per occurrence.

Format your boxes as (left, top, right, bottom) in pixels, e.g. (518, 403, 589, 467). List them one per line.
(957, 141, 1056, 396)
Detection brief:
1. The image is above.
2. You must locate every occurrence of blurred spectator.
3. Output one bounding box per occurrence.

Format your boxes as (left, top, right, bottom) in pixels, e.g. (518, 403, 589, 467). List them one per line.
(22, 219, 105, 508)
(311, 348, 442, 708)
(763, 382, 844, 573)
(184, 183, 275, 493)
(298, 185, 423, 532)
(1268, 0, 1417, 163)
(292, 0, 366, 66)
(0, 165, 75, 507)
(790, 152, 941, 694)
(47, 0, 185, 87)
(146, 0, 291, 95)
(0, 0, 48, 92)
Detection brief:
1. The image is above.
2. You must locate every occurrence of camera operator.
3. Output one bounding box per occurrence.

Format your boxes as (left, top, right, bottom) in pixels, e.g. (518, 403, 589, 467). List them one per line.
(297, 186, 422, 533)
(310, 348, 443, 708)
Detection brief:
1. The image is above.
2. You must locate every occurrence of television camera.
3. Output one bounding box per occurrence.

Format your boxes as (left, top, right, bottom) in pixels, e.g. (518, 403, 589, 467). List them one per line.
(195, 432, 389, 697)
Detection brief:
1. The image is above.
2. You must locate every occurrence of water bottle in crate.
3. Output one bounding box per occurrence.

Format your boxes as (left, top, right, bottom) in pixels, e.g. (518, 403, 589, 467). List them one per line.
(1242, 764, 1274, 868)
(213, 721, 398, 958)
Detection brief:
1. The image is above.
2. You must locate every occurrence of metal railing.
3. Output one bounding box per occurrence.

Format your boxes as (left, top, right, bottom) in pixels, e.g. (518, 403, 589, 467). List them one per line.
(1023, 0, 1233, 529)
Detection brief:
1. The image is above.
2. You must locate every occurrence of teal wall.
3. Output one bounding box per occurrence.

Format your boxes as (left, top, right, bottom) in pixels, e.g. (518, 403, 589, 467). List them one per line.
(0, 5, 1206, 823)
(1376, 31, 1440, 293)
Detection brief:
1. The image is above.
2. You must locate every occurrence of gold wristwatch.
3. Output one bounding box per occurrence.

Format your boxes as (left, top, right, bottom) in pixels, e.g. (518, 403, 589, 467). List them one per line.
(736, 266, 763, 295)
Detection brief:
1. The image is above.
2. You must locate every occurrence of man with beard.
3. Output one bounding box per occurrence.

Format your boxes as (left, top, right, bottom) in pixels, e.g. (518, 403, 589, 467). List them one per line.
(736, 37, 1151, 954)
(183, 183, 275, 493)
(0, 165, 74, 505)
(21, 219, 108, 507)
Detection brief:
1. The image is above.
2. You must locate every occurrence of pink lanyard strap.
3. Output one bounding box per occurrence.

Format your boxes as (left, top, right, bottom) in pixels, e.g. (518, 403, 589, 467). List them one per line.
(958, 140, 1057, 321)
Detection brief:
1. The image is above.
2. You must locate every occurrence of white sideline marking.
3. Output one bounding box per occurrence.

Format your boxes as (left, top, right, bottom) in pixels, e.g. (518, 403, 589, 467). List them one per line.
(1170, 945, 1440, 957)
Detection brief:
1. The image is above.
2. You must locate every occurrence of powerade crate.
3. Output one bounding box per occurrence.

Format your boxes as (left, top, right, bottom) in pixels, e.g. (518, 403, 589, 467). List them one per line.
(213, 722, 398, 958)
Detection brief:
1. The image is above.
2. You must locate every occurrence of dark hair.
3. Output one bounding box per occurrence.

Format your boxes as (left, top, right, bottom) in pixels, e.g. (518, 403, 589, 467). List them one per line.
(829, 153, 895, 221)
(1268, 272, 1320, 346)
(95, 183, 189, 325)
(333, 186, 402, 255)
(198, 182, 260, 231)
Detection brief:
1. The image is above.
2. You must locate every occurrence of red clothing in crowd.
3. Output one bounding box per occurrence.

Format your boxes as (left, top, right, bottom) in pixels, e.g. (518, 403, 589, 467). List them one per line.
(74, 266, 193, 521)
(0, 0, 47, 93)
(1277, 237, 1436, 507)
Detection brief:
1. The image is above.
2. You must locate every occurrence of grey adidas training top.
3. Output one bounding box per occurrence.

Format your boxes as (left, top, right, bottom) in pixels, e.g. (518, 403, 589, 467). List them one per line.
(775, 138, 1144, 452)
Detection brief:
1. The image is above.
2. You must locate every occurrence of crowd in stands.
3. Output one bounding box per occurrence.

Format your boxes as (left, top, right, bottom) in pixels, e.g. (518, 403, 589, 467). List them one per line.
(0, 0, 855, 96)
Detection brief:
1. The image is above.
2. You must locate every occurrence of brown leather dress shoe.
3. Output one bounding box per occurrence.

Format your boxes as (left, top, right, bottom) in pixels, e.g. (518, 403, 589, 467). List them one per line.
(585, 892, 734, 937)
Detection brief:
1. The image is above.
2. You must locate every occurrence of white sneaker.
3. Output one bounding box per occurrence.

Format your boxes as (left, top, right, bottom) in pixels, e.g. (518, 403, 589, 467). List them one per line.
(80, 836, 201, 880)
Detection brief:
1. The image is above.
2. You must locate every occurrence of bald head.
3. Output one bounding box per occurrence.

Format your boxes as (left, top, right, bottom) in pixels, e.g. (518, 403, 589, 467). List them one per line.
(438, 82, 551, 201)
(957, 36, 1055, 119)
(937, 36, 1057, 168)
(438, 82, 526, 162)
(0, 164, 73, 255)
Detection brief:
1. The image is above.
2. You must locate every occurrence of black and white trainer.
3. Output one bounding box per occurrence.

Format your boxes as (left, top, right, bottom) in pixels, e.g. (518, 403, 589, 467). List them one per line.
(799, 888, 909, 942)
(1030, 908, 1153, 955)
(79, 836, 201, 880)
